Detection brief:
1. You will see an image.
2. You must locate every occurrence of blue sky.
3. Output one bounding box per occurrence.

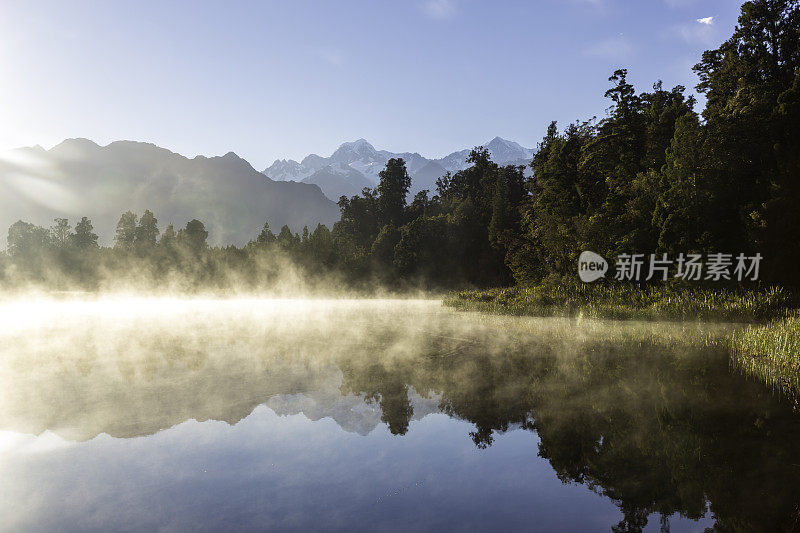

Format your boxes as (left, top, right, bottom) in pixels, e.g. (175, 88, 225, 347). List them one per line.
(0, 0, 743, 169)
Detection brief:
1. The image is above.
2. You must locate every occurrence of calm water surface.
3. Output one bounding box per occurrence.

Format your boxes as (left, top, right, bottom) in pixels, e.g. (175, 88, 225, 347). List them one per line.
(1, 298, 799, 532)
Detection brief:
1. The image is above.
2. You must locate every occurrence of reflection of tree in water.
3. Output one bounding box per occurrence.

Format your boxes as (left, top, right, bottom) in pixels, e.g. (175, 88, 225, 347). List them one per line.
(435, 350, 540, 448)
(340, 361, 414, 435)
(6, 303, 800, 531)
(531, 343, 800, 532)
(338, 338, 800, 532)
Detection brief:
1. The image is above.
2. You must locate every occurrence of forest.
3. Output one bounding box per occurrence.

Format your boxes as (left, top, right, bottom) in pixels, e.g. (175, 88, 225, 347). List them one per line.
(2, 0, 799, 294)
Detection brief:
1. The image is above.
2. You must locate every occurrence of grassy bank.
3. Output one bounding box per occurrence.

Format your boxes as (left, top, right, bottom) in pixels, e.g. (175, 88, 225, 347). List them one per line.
(445, 283, 800, 397)
(729, 314, 800, 398)
(444, 284, 793, 322)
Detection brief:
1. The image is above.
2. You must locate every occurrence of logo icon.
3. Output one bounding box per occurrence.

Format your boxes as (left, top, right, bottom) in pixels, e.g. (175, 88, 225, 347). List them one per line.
(578, 250, 608, 282)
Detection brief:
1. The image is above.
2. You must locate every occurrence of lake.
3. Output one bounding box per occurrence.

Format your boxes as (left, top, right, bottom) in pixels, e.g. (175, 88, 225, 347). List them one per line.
(1, 298, 799, 532)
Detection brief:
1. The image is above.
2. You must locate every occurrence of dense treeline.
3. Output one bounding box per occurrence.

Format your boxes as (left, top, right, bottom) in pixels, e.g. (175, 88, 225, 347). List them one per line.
(0, 210, 346, 291)
(2, 0, 799, 291)
(511, 0, 800, 286)
(338, 0, 800, 288)
(0, 148, 526, 291)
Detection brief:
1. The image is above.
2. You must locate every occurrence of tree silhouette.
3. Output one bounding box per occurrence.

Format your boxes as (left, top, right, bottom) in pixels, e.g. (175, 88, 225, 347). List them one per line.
(135, 210, 159, 250)
(73, 217, 99, 249)
(114, 211, 138, 250)
(377, 157, 411, 228)
(179, 219, 208, 252)
(50, 218, 71, 248)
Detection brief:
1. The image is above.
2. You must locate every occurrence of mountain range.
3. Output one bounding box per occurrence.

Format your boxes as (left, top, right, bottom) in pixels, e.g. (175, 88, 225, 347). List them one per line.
(0, 136, 534, 248)
(263, 137, 534, 201)
(0, 139, 339, 247)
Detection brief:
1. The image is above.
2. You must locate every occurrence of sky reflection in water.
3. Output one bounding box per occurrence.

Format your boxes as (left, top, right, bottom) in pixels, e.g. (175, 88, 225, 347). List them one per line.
(0, 298, 794, 532)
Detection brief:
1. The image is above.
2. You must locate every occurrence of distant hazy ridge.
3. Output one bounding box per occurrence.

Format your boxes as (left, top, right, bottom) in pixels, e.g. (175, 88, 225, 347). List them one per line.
(0, 139, 341, 246)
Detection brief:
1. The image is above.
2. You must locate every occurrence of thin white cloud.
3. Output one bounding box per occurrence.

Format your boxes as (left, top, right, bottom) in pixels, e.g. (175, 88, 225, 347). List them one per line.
(672, 20, 715, 45)
(697, 16, 714, 25)
(585, 35, 634, 61)
(422, 0, 456, 19)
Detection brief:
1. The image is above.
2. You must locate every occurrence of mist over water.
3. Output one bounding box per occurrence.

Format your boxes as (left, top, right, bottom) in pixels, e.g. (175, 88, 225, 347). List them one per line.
(1, 297, 800, 531)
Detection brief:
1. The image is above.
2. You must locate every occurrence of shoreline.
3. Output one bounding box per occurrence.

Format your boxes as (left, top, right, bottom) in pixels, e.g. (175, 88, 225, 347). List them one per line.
(444, 284, 800, 397)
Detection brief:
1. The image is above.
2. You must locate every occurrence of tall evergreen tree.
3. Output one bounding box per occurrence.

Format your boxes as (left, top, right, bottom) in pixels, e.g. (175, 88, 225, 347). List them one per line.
(73, 217, 99, 249)
(135, 210, 159, 249)
(114, 211, 138, 250)
(377, 158, 411, 228)
(256, 222, 277, 246)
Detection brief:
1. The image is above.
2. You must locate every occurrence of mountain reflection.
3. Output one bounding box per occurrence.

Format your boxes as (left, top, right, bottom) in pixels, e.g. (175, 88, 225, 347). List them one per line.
(2, 298, 800, 531)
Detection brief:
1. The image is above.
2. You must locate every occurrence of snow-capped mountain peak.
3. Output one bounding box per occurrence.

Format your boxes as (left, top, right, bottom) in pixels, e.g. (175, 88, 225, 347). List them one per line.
(262, 136, 533, 201)
(262, 158, 311, 182)
(331, 138, 379, 164)
(484, 137, 534, 163)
